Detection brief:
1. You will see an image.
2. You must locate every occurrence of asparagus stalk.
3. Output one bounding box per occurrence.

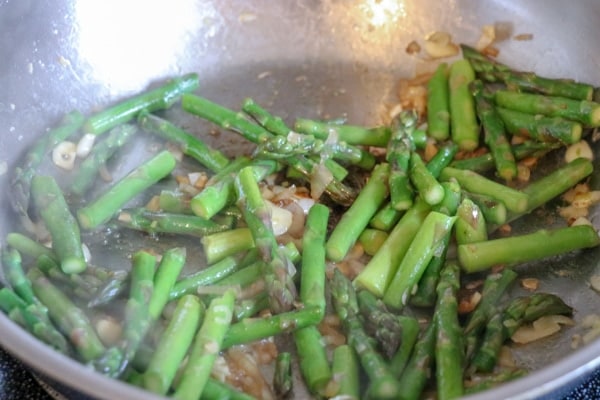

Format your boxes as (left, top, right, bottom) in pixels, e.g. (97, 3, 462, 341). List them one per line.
(173, 289, 235, 400)
(357, 290, 403, 358)
(148, 247, 186, 320)
(410, 151, 445, 206)
(354, 199, 431, 297)
(426, 141, 459, 178)
(387, 111, 416, 210)
(190, 158, 278, 220)
(407, 180, 460, 308)
(31, 175, 86, 274)
(434, 262, 464, 400)
(202, 379, 257, 400)
(455, 197, 488, 245)
(0, 287, 69, 353)
(330, 269, 401, 400)
(449, 140, 558, 173)
(427, 62, 451, 140)
(496, 107, 583, 145)
(234, 292, 269, 321)
(117, 208, 234, 238)
(326, 163, 390, 261)
(234, 166, 297, 313)
(470, 80, 517, 181)
(273, 351, 293, 398)
(11, 110, 85, 220)
(294, 118, 391, 147)
(464, 191, 507, 226)
(440, 167, 529, 213)
(157, 190, 192, 214)
(138, 111, 230, 172)
(458, 225, 600, 273)
(359, 228, 389, 256)
(461, 44, 594, 101)
(142, 294, 204, 395)
(300, 203, 329, 312)
(449, 59, 480, 151)
(29, 267, 106, 362)
(117, 251, 156, 376)
(88, 269, 129, 308)
(168, 253, 251, 301)
(77, 150, 177, 229)
(84, 73, 199, 135)
(494, 90, 600, 127)
(470, 311, 505, 373)
(2, 247, 38, 306)
(222, 306, 322, 348)
(294, 325, 332, 395)
(369, 202, 403, 232)
(397, 322, 436, 400)
(383, 211, 456, 309)
(331, 344, 360, 400)
(202, 227, 255, 264)
(388, 315, 420, 377)
(70, 124, 138, 196)
(5, 232, 57, 262)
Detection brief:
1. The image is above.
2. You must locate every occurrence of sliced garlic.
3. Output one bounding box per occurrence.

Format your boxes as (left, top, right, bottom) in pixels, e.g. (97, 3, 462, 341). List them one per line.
(95, 316, 123, 346)
(76, 133, 96, 158)
(511, 315, 574, 344)
(52, 141, 77, 170)
(423, 31, 459, 59)
(266, 201, 293, 236)
(565, 140, 593, 163)
(475, 24, 496, 51)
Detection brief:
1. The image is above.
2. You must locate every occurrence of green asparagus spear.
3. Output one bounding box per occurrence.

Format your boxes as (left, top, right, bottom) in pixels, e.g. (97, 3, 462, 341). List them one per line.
(434, 262, 464, 400)
(11, 110, 85, 219)
(77, 150, 177, 229)
(470, 311, 505, 373)
(410, 151, 445, 205)
(294, 325, 332, 395)
(273, 351, 293, 398)
(3, 247, 38, 305)
(31, 175, 86, 274)
(300, 203, 329, 312)
(494, 90, 600, 127)
(461, 44, 594, 101)
(357, 290, 402, 358)
(148, 247, 186, 320)
(455, 197, 488, 245)
(496, 107, 583, 145)
(29, 267, 105, 362)
(502, 292, 573, 337)
(117, 251, 156, 376)
(388, 316, 420, 377)
(138, 111, 230, 172)
(117, 208, 234, 238)
(387, 111, 416, 210)
(440, 167, 529, 213)
(330, 269, 401, 400)
(222, 306, 323, 348)
(458, 225, 600, 273)
(0, 287, 68, 353)
(5, 232, 57, 262)
(463, 191, 507, 226)
(234, 166, 297, 313)
(383, 211, 456, 309)
(202, 379, 257, 400)
(326, 163, 390, 261)
(202, 228, 255, 265)
(354, 199, 431, 297)
(470, 80, 517, 181)
(449, 59, 480, 151)
(331, 344, 360, 400)
(359, 228, 389, 256)
(427, 62, 451, 140)
(70, 124, 138, 196)
(143, 294, 204, 395)
(173, 289, 235, 400)
(84, 73, 199, 135)
(397, 322, 435, 400)
(426, 141, 459, 178)
(294, 118, 391, 147)
(369, 202, 403, 232)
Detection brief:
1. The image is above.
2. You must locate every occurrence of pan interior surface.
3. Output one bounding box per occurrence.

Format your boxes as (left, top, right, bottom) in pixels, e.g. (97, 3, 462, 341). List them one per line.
(1, 1, 600, 399)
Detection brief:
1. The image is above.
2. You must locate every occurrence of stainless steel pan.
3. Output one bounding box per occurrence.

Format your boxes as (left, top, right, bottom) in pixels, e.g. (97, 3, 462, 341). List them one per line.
(1, 1, 600, 399)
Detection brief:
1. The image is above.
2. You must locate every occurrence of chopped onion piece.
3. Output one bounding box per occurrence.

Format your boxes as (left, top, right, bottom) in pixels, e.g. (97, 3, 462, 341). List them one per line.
(565, 140, 593, 163)
(52, 141, 77, 170)
(310, 162, 333, 200)
(266, 201, 293, 236)
(76, 133, 96, 158)
(95, 316, 122, 346)
(590, 275, 600, 292)
(81, 243, 91, 263)
(295, 196, 315, 215)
